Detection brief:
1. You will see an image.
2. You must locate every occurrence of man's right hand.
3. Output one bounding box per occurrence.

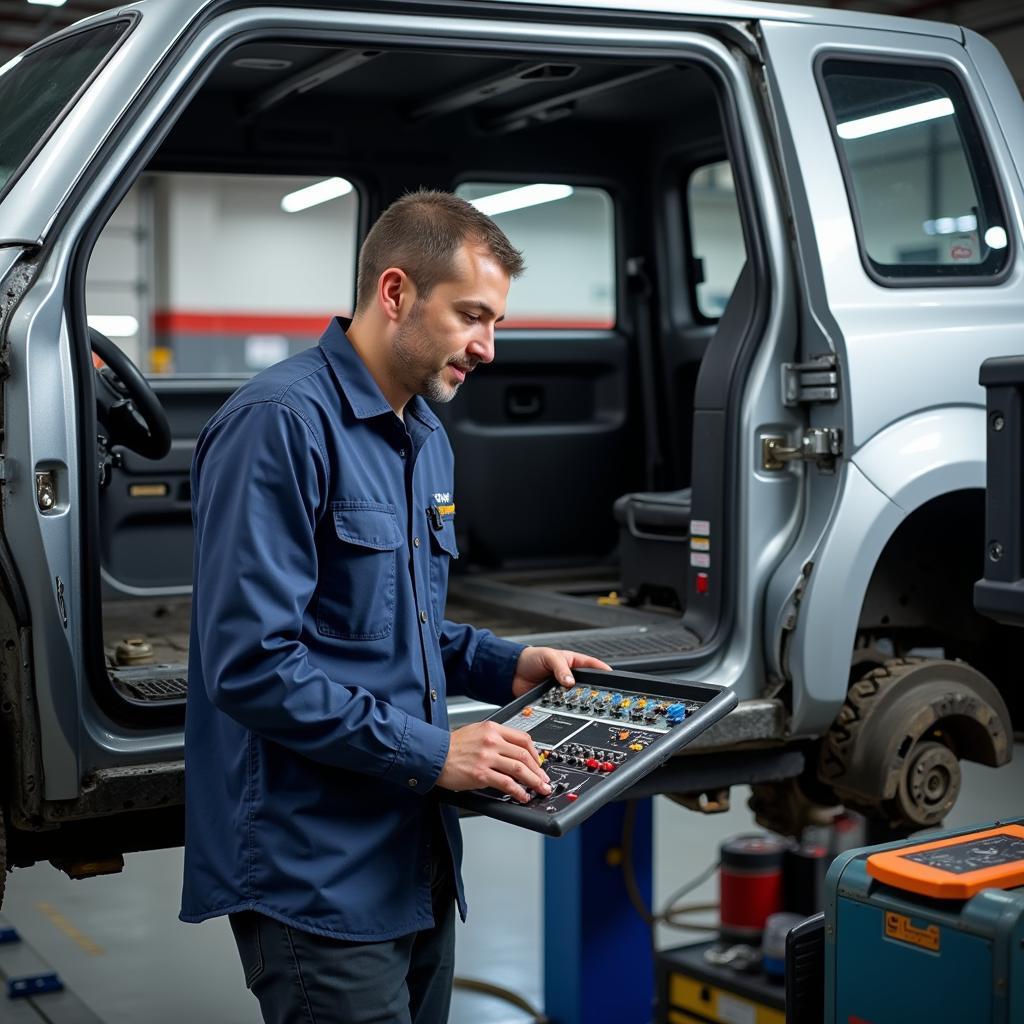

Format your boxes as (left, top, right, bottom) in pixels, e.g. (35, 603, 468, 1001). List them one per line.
(437, 721, 551, 804)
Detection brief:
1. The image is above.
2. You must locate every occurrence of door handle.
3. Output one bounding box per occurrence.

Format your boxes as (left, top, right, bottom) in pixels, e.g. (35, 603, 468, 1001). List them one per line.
(506, 385, 544, 420)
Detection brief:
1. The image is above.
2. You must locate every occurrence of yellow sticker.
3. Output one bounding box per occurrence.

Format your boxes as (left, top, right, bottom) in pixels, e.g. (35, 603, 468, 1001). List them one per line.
(436, 504, 455, 517)
(884, 911, 940, 952)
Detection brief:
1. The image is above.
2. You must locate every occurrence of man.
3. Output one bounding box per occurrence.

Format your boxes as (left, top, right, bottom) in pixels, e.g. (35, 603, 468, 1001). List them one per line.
(181, 189, 610, 1023)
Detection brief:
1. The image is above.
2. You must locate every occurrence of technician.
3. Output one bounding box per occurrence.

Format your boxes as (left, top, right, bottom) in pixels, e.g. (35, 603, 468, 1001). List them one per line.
(180, 189, 609, 1023)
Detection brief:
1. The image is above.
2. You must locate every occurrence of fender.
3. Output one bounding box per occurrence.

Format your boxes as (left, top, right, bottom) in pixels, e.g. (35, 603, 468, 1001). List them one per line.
(787, 406, 985, 736)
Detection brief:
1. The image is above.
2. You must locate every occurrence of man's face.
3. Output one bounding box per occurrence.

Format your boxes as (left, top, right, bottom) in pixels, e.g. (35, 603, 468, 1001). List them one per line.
(391, 242, 510, 403)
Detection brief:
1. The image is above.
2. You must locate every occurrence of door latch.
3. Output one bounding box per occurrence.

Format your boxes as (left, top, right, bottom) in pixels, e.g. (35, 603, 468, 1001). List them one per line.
(762, 427, 842, 473)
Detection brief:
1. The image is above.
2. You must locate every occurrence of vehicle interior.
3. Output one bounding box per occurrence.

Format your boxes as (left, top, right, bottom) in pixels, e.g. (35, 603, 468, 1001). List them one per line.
(79, 34, 758, 719)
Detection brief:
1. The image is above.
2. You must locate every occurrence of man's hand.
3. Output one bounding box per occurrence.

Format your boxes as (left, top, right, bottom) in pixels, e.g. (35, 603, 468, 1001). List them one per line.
(437, 721, 552, 804)
(511, 646, 612, 698)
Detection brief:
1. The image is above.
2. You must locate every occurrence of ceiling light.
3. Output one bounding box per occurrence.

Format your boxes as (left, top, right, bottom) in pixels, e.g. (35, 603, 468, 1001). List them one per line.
(88, 315, 139, 338)
(27, 0, 68, 7)
(837, 97, 954, 140)
(281, 177, 353, 213)
(469, 183, 574, 216)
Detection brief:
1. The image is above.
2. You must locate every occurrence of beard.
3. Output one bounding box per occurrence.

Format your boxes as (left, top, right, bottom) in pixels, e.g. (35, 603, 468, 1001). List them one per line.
(392, 303, 473, 403)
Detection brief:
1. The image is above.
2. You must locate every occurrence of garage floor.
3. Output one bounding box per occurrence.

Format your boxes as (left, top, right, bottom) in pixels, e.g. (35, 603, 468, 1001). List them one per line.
(1, 747, 1022, 1023)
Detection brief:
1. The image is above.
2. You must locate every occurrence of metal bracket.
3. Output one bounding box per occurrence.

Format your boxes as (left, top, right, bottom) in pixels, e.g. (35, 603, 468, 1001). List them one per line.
(762, 427, 842, 473)
(782, 354, 838, 406)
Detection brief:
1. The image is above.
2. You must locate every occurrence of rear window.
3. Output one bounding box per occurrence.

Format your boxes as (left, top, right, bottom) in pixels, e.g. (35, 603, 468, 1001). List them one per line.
(455, 181, 616, 329)
(0, 20, 131, 198)
(821, 59, 1010, 282)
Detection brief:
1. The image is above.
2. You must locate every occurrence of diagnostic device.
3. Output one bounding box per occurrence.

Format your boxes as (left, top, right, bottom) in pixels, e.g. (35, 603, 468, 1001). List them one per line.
(441, 668, 736, 836)
(866, 822, 1024, 899)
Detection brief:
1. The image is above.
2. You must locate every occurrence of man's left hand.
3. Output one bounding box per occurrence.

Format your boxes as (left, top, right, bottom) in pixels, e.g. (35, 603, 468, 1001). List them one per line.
(511, 646, 612, 698)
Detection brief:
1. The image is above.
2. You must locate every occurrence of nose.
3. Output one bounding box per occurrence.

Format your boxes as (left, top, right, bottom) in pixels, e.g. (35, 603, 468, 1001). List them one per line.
(467, 323, 496, 365)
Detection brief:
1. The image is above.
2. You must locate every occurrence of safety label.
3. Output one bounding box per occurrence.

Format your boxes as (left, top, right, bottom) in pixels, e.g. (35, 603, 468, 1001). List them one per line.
(690, 520, 710, 536)
(884, 911, 940, 952)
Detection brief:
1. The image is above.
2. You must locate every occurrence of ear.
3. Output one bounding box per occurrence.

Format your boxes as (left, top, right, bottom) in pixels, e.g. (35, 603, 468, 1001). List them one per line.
(378, 267, 415, 323)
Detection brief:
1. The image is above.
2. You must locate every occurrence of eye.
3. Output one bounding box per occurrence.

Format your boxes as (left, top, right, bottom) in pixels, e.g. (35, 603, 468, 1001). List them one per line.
(461, 312, 480, 324)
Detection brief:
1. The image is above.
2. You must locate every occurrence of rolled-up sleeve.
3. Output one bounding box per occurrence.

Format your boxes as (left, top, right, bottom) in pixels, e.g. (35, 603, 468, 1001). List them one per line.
(192, 400, 450, 790)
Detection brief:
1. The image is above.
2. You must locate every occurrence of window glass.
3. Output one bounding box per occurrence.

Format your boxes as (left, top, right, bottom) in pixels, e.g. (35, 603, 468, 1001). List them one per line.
(455, 182, 615, 328)
(87, 172, 359, 375)
(688, 161, 746, 318)
(822, 60, 1009, 280)
(0, 21, 129, 196)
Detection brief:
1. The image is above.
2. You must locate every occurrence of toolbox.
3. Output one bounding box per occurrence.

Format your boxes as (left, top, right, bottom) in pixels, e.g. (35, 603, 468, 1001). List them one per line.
(826, 818, 1024, 1023)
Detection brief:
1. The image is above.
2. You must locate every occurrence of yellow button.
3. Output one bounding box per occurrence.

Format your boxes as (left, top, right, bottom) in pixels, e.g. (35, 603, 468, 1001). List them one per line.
(419, 610, 428, 623)
(430, 689, 438, 701)
(413, 537, 421, 548)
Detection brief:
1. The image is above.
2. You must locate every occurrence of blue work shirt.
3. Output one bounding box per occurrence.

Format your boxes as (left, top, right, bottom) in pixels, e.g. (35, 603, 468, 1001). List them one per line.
(180, 317, 525, 941)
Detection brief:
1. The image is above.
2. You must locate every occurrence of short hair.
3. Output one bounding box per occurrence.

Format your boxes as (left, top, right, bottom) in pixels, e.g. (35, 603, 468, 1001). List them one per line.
(354, 189, 525, 312)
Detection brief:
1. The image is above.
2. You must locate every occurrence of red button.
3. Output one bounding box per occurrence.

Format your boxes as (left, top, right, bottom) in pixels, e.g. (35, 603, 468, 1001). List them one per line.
(566, 793, 579, 802)
(585, 758, 600, 770)
(696, 572, 709, 595)
(601, 762, 615, 772)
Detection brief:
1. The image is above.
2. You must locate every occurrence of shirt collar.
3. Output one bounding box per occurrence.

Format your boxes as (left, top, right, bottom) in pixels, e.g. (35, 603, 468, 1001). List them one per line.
(319, 316, 440, 431)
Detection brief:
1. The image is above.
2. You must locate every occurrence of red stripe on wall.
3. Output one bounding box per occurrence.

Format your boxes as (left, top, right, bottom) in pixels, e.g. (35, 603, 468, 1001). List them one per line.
(153, 311, 614, 334)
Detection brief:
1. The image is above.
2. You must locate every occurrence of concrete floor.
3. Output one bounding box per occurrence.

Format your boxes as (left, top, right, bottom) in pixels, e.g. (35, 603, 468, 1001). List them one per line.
(1, 747, 1021, 1023)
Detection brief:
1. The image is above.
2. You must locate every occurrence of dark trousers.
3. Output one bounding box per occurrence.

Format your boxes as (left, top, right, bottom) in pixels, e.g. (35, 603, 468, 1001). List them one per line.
(229, 851, 456, 1024)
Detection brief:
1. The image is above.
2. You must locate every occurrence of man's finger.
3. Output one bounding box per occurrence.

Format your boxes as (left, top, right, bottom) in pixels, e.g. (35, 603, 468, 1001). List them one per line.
(495, 754, 550, 794)
(482, 768, 531, 804)
(566, 651, 613, 673)
(497, 724, 542, 762)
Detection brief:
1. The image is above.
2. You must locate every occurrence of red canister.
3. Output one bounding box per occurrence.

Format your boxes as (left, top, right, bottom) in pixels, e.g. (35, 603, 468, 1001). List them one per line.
(718, 834, 786, 943)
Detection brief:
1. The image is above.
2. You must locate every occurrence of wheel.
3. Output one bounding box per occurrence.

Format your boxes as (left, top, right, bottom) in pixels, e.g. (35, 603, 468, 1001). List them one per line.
(819, 657, 1011, 831)
(91, 328, 172, 460)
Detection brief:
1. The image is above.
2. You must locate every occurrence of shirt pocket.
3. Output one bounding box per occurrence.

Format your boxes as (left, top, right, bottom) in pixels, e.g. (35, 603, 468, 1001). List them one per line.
(317, 500, 402, 640)
(428, 518, 459, 635)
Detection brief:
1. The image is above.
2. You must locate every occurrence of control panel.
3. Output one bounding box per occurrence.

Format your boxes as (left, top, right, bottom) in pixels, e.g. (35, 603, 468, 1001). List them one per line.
(440, 668, 736, 836)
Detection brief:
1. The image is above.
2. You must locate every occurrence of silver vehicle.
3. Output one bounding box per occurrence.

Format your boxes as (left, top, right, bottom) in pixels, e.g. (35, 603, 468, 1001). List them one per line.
(0, 0, 1019, 894)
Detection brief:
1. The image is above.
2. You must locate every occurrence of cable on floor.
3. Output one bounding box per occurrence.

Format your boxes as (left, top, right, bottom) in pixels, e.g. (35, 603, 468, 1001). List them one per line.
(452, 975, 550, 1023)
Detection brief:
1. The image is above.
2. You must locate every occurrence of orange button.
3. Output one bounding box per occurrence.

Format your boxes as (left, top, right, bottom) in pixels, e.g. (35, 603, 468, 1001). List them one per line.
(566, 793, 579, 802)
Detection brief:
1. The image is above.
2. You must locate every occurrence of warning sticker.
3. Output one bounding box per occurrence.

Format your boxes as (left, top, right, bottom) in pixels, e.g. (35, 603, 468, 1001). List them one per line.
(690, 552, 710, 568)
(884, 911, 940, 952)
(691, 520, 710, 537)
(691, 536, 710, 552)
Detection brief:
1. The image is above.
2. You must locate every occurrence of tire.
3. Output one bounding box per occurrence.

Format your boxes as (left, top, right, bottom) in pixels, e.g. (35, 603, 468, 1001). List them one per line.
(819, 656, 1011, 830)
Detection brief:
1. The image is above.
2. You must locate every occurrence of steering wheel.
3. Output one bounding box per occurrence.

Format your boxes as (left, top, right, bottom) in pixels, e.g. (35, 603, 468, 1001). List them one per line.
(90, 327, 172, 461)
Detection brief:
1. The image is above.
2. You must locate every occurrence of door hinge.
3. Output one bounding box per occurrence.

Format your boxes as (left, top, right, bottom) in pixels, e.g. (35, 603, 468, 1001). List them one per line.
(762, 427, 842, 473)
(782, 354, 838, 406)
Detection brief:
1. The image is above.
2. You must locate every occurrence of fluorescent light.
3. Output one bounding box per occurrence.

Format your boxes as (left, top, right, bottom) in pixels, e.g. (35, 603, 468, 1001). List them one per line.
(985, 226, 1008, 250)
(837, 97, 954, 140)
(924, 214, 977, 236)
(469, 183, 574, 216)
(88, 315, 138, 338)
(27, 0, 68, 6)
(281, 177, 353, 213)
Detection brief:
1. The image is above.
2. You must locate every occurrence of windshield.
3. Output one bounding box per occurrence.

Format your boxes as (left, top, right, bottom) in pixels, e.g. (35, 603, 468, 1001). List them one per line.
(0, 20, 130, 198)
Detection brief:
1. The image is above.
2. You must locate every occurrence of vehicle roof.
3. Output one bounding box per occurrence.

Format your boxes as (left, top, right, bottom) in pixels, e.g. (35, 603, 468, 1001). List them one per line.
(107, 0, 961, 42)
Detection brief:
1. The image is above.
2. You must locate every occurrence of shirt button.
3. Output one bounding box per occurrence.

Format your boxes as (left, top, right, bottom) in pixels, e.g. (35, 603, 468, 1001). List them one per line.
(399, 448, 407, 458)
(430, 689, 438, 701)
(413, 537, 421, 548)
(408, 778, 418, 788)
(419, 610, 428, 624)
